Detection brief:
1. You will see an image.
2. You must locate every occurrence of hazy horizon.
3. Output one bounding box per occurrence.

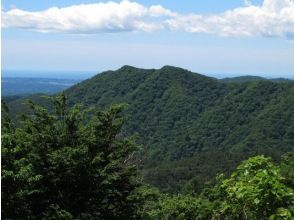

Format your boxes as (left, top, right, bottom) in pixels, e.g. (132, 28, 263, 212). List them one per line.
(2, 67, 293, 80)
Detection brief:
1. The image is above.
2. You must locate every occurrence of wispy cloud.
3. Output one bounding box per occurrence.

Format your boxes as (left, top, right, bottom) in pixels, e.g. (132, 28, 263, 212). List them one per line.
(2, 0, 294, 39)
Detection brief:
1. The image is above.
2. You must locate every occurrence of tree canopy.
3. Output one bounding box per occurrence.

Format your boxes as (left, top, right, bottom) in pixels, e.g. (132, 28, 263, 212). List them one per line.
(2, 93, 294, 219)
(5, 66, 293, 192)
(2, 94, 140, 219)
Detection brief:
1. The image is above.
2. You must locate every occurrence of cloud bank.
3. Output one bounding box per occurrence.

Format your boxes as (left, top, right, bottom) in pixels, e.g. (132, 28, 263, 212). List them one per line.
(2, 0, 294, 39)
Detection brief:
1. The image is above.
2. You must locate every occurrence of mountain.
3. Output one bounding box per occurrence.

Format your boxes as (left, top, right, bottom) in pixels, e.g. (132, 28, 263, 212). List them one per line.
(4, 66, 294, 192)
(220, 75, 267, 83)
(66, 66, 227, 157)
(220, 75, 292, 83)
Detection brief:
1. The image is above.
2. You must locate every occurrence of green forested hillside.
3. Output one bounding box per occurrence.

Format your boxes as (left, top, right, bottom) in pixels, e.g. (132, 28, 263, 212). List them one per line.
(66, 66, 227, 159)
(220, 75, 267, 83)
(5, 65, 294, 192)
(220, 75, 292, 83)
(2, 94, 294, 219)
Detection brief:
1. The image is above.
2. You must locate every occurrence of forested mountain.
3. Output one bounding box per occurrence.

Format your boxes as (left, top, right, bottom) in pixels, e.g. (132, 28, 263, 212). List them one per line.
(220, 75, 267, 83)
(220, 75, 292, 83)
(3, 94, 293, 219)
(4, 65, 294, 192)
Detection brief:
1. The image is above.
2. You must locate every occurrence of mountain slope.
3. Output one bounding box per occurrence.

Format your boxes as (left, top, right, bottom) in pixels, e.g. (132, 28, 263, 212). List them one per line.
(220, 75, 292, 83)
(65, 66, 228, 159)
(5, 66, 294, 192)
(65, 66, 293, 156)
(220, 75, 267, 83)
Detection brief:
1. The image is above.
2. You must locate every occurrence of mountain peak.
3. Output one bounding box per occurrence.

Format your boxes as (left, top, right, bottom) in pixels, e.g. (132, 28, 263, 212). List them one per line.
(158, 65, 213, 81)
(160, 65, 187, 72)
(118, 65, 141, 71)
(118, 65, 188, 73)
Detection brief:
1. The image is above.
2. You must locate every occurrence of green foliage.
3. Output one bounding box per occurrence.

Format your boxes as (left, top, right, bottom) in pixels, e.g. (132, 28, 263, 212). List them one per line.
(213, 156, 294, 220)
(280, 152, 294, 188)
(5, 66, 294, 192)
(45, 67, 294, 192)
(268, 207, 294, 220)
(129, 184, 162, 219)
(220, 76, 292, 83)
(1, 93, 140, 219)
(2, 93, 294, 219)
(147, 194, 213, 220)
(144, 155, 294, 220)
(220, 75, 267, 83)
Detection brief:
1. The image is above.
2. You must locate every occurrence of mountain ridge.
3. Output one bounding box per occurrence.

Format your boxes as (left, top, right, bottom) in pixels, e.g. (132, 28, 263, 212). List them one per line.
(4, 65, 294, 192)
(220, 75, 292, 83)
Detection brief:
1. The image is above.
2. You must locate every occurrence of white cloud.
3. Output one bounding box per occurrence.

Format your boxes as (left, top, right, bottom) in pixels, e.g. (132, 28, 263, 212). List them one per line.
(2, 0, 294, 39)
(1, 0, 168, 33)
(164, 0, 294, 39)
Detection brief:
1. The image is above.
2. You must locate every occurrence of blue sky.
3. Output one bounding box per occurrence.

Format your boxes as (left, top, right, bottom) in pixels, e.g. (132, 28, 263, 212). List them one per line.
(2, 0, 294, 78)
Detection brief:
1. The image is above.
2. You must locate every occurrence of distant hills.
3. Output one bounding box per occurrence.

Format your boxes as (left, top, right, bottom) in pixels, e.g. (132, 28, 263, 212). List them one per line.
(2, 73, 292, 97)
(4, 66, 294, 192)
(2, 77, 81, 96)
(220, 75, 292, 83)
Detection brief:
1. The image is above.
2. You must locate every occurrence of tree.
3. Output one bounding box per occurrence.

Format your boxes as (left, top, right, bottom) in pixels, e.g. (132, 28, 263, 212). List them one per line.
(147, 194, 212, 220)
(280, 152, 294, 188)
(144, 155, 294, 220)
(1, 94, 140, 219)
(213, 156, 294, 220)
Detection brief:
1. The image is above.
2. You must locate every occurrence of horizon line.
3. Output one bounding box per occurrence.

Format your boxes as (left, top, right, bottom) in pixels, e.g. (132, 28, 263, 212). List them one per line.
(1, 67, 293, 80)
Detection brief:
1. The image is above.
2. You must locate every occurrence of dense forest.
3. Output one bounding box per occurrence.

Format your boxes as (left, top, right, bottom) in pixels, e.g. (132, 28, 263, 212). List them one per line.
(5, 66, 293, 192)
(2, 94, 294, 219)
(2, 66, 294, 218)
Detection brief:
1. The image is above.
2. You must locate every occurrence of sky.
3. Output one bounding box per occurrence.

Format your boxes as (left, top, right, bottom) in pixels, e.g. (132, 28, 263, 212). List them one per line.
(2, 0, 294, 78)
